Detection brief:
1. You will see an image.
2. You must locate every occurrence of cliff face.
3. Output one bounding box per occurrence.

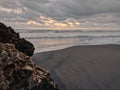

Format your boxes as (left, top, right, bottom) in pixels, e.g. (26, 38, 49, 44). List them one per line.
(0, 22, 60, 90)
(0, 22, 34, 56)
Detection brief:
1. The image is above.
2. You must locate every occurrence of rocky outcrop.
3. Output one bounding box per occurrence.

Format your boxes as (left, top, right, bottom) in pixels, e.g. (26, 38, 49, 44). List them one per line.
(0, 43, 60, 90)
(0, 22, 60, 90)
(0, 22, 34, 56)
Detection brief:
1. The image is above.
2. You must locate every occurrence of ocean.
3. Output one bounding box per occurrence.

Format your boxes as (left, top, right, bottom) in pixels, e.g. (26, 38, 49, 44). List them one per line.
(16, 29, 120, 53)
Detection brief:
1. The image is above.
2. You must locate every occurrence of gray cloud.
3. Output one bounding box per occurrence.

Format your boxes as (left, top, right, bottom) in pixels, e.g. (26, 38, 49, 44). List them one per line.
(47, 0, 120, 19)
(0, 0, 120, 29)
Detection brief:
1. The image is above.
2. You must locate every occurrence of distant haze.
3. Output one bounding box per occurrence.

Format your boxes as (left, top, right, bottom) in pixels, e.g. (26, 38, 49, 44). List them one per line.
(0, 0, 120, 30)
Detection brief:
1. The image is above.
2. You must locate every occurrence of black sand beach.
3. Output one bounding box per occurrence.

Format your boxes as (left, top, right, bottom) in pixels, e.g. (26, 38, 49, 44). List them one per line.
(32, 45, 120, 90)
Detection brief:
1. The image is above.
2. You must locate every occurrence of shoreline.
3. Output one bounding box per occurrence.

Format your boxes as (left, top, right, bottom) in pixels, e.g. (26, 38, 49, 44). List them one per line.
(34, 44, 120, 54)
(32, 44, 120, 90)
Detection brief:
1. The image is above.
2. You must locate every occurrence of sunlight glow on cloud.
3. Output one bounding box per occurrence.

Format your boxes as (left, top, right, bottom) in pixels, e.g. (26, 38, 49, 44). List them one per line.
(75, 22, 80, 25)
(27, 20, 41, 26)
(25, 16, 81, 29)
(40, 16, 80, 29)
(0, 6, 22, 14)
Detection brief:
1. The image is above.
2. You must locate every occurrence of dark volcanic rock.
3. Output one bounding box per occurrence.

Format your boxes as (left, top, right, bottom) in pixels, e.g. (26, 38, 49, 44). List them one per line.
(0, 43, 60, 90)
(0, 22, 34, 56)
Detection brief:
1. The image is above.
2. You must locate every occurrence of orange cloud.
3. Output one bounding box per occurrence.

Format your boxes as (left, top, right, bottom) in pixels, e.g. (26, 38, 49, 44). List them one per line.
(25, 16, 81, 29)
(39, 16, 80, 29)
(75, 22, 80, 25)
(27, 20, 41, 26)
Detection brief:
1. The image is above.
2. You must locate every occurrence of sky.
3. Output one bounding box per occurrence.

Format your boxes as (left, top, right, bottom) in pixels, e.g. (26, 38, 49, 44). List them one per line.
(0, 0, 120, 30)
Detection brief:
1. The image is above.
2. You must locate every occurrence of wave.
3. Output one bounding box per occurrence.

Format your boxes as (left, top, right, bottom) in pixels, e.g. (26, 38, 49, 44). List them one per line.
(16, 29, 120, 33)
(23, 35, 120, 39)
(19, 30, 120, 39)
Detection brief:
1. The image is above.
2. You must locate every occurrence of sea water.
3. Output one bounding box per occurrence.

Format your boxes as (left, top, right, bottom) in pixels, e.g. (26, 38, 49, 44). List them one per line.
(16, 29, 120, 52)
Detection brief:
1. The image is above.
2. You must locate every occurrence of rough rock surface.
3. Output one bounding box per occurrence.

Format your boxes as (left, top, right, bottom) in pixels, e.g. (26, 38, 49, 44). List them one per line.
(0, 22, 34, 56)
(0, 43, 60, 90)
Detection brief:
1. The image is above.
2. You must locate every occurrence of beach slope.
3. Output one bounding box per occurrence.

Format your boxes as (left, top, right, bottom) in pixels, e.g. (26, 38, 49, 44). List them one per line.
(33, 45, 120, 90)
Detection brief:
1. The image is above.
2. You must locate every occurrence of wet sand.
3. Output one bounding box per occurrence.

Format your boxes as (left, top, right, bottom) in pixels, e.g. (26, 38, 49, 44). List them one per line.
(32, 44, 120, 90)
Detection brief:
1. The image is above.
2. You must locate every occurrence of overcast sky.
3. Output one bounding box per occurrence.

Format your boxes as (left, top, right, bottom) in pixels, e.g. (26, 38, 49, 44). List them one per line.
(0, 0, 120, 30)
